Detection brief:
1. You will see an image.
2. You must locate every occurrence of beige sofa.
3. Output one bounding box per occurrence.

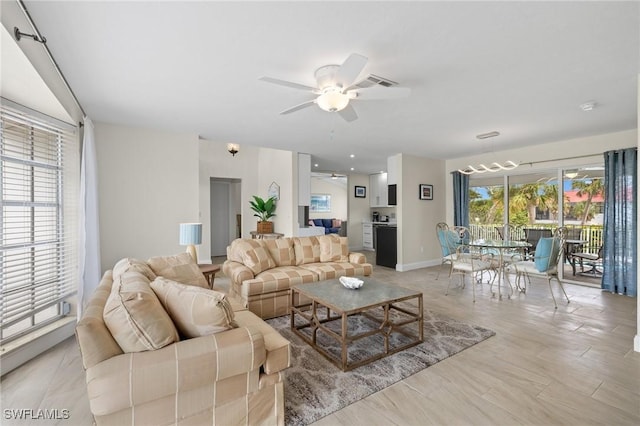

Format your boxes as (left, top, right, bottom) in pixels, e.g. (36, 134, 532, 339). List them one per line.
(223, 235, 373, 319)
(76, 254, 290, 426)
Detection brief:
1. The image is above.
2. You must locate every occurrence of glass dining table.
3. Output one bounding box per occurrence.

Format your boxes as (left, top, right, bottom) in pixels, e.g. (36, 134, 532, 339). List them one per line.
(468, 239, 532, 300)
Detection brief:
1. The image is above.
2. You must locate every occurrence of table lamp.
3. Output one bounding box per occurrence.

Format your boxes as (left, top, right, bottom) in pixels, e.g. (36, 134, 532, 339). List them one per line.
(179, 223, 202, 261)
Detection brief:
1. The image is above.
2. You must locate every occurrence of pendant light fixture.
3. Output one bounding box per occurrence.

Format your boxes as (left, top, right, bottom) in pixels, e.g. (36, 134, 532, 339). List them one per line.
(458, 131, 519, 175)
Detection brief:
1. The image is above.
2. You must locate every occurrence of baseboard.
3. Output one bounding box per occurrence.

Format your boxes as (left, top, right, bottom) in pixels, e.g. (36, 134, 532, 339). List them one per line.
(396, 259, 440, 272)
(0, 317, 76, 377)
(634, 334, 640, 352)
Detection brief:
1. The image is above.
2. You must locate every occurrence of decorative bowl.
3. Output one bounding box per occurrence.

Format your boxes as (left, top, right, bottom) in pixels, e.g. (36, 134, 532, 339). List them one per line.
(339, 276, 364, 290)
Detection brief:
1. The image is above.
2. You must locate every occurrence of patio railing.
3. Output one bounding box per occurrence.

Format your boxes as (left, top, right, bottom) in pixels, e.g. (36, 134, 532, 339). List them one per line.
(469, 224, 603, 255)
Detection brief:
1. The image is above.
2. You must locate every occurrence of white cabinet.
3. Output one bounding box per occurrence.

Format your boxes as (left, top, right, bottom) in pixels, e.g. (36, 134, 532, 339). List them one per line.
(369, 173, 388, 207)
(362, 223, 374, 250)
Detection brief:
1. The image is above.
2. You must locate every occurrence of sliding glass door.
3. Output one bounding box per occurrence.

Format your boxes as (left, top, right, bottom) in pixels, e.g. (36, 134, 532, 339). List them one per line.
(469, 163, 605, 286)
(561, 167, 605, 285)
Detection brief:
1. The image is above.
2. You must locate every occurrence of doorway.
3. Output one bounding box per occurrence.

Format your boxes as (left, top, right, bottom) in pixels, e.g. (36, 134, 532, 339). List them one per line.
(210, 178, 241, 257)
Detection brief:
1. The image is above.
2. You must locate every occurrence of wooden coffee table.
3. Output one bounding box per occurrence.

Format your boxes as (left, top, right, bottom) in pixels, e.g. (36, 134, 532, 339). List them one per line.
(290, 278, 423, 371)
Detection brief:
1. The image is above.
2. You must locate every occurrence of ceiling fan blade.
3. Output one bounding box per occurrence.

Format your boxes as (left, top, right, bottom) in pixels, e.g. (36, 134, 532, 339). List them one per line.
(280, 99, 316, 115)
(259, 76, 318, 92)
(335, 53, 368, 89)
(350, 86, 411, 100)
(337, 103, 358, 122)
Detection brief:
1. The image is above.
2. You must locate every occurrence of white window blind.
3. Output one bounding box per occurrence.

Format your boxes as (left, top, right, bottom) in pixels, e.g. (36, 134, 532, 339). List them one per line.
(1, 100, 79, 344)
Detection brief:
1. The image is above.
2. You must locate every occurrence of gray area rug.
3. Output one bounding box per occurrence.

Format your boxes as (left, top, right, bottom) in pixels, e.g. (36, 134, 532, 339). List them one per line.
(266, 308, 495, 425)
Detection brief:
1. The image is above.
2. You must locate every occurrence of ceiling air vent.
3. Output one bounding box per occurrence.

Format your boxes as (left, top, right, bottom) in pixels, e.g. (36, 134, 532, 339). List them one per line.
(352, 74, 398, 89)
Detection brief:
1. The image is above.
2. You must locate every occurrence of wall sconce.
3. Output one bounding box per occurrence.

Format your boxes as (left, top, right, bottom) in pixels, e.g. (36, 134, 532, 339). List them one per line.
(227, 143, 239, 156)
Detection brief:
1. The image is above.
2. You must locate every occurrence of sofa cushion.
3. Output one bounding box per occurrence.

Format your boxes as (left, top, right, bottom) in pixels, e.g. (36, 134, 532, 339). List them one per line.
(300, 262, 373, 281)
(318, 234, 348, 262)
(112, 257, 156, 281)
(233, 240, 277, 274)
(312, 219, 324, 227)
(103, 271, 179, 352)
(147, 252, 208, 288)
(292, 236, 321, 265)
(234, 310, 290, 374)
(151, 277, 238, 338)
(321, 218, 333, 228)
(263, 238, 296, 267)
(243, 266, 318, 297)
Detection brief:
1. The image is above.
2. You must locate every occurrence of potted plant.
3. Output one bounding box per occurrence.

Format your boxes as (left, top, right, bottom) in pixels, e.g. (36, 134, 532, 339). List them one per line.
(250, 195, 277, 234)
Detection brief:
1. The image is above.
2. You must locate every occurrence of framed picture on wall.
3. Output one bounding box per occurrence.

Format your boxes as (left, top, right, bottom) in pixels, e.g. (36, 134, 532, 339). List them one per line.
(419, 184, 433, 200)
(268, 181, 280, 200)
(310, 194, 331, 212)
(354, 186, 366, 198)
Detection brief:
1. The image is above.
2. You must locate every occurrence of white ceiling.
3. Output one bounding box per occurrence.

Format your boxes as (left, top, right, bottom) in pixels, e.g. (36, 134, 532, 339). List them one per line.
(20, 1, 640, 174)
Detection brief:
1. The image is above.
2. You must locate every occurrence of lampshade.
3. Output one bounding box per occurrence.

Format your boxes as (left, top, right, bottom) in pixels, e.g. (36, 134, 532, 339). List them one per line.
(179, 223, 202, 261)
(179, 223, 202, 245)
(316, 87, 349, 112)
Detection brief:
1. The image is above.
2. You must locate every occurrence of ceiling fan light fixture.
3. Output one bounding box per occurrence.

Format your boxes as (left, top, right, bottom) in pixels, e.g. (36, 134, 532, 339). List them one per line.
(316, 87, 349, 112)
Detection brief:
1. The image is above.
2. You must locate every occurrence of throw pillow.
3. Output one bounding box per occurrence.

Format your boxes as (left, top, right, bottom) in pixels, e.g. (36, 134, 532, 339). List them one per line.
(332, 219, 342, 228)
(235, 240, 277, 274)
(103, 271, 179, 352)
(151, 277, 238, 338)
(264, 238, 295, 266)
(534, 237, 560, 272)
(319, 234, 348, 262)
(438, 229, 461, 256)
(112, 257, 156, 281)
(147, 252, 208, 288)
(293, 236, 321, 265)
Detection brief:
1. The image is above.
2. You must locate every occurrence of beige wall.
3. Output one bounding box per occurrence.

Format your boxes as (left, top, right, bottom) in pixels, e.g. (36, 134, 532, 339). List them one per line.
(199, 139, 296, 262)
(397, 154, 446, 270)
(95, 122, 200, 271)
(309, 177, 347, 220)
(347, 174, 370, 250)
(95, 125, 298, 269)
(258, 148, 296, 236)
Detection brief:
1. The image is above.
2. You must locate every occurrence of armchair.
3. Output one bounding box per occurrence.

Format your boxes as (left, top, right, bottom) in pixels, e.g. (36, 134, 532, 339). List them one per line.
(572, 245, 603, 276)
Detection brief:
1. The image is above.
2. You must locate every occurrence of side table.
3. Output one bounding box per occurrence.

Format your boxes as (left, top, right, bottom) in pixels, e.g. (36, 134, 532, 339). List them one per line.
(250, 231, 284, 240)
(198, 264, 221, 289)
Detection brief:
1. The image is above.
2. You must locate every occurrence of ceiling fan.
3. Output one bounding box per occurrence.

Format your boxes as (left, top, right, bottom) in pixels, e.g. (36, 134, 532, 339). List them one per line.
(259, 53, 410, 122)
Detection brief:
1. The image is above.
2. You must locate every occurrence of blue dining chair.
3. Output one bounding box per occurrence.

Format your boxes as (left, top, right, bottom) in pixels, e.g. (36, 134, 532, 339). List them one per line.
(506, 227, 570, 308)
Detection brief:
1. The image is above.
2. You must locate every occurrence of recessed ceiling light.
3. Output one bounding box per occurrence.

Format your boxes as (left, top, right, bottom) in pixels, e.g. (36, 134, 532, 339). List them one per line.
(580, 101, 596, 111)
(476, 131, 500, 140)
(350, 167, 354, 171)
(314, 163, 319, 167)
(350, 154, 355, 158)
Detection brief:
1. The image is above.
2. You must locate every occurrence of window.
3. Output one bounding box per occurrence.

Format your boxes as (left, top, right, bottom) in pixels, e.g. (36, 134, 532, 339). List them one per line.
(1, 101, 79, 344)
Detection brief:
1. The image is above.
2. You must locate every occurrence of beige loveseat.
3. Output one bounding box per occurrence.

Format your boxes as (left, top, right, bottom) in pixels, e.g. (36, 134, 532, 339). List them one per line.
(223, 235, 373, 319)
(76, 254, 290, 426)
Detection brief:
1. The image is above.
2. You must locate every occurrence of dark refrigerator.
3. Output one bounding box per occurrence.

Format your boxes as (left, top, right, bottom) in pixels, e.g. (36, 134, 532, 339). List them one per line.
(375, 226, 397, 268)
